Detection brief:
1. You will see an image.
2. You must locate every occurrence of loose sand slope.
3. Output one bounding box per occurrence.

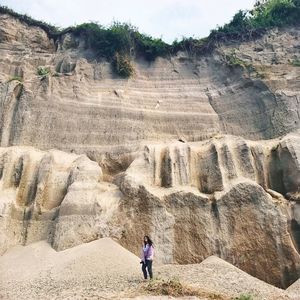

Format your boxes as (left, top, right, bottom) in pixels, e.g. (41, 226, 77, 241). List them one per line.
(157, 256, 298, 300)
(287, 278, 300, 298)
(1, 239, 299, 300)
(0, 238, 141, 299)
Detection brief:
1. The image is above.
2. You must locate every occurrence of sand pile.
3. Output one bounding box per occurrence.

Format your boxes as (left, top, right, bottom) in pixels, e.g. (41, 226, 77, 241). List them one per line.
(1, 242, 299, 300)
(0, 238, 141, 299)
(157, 256, 297, 300)
(287, 278, 300, 298)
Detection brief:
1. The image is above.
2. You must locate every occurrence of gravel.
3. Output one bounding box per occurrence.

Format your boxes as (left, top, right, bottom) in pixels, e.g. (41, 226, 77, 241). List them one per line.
(156, 256, 298, 300)
(0, 238, 142, 299)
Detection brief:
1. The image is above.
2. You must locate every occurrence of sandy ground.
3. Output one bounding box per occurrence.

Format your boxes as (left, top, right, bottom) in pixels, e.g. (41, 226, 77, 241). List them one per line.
(0, 238, 142, 299)
(157, 256, 299, 300)
(287, 278, 300, 299)
(0, 239, 299, 300)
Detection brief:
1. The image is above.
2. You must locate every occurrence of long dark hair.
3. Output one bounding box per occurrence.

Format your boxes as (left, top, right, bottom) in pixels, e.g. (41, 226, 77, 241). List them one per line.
(144, 235, 153, 247)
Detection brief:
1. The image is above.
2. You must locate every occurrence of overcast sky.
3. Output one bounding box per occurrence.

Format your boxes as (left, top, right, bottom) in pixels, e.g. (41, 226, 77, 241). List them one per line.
(1, 0, 256, 43)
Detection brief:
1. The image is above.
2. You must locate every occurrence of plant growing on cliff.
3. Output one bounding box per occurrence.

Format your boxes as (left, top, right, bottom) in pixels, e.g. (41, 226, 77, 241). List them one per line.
(225, 50, 247, 68)
(0, 6, 59, 36)
(112, 52, 135, 78)
(1, 0, 300, 61)
(290, 59, 300, 67)
(37, 66, 50, 78)
(6, 76, 23, 83)
(234, 294, 253, 300)
(224, 50, 255, 71)
(212, 0, 300, 38)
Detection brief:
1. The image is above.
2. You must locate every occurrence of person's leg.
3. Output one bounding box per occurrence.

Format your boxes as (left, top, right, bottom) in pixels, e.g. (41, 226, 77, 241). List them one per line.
(147, 260, 153, 279)
(142, 261, 147, 279)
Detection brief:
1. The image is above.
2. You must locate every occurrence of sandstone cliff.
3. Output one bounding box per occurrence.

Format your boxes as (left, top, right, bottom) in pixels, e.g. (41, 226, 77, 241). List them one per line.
(0, 12, 300, 290)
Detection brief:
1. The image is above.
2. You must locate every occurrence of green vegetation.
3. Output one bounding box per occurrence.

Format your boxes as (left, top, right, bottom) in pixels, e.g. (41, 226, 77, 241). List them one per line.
(6, 76, 23, 83)
(112, 52, 135, 78)
(1, 0, 300, 76)
(290, 58, 300, 66)
(37, 66, 50, 77)
(0, 5, 59, 37)
(70, 22, 169, 60)
(143, 278, 224, 299)
(224, 50, 267, 78)
(144, 278, 198, 297)
(212, 0, 300, 38)
(234, 294, 253, 300)
(225, 50, 249, 68)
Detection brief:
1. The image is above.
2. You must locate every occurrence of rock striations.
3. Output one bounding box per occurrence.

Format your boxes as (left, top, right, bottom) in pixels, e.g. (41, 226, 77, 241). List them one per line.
(0, 11, 300, 293)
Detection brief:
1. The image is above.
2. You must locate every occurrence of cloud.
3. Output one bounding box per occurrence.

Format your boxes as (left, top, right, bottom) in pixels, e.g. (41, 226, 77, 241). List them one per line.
(1, 0, 256, 42)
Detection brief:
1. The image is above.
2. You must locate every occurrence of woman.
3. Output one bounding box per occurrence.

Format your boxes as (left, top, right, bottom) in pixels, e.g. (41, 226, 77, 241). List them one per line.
(141, 235, 154, 279)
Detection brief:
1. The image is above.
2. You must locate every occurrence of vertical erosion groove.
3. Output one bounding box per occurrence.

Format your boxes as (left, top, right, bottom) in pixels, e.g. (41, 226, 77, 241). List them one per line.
(290, 219, 300, 254)
(13, 156, 23, 188)
(0, 83, 23, 147)
(268, 148, 285, 195)
(161, 148, 172, 188)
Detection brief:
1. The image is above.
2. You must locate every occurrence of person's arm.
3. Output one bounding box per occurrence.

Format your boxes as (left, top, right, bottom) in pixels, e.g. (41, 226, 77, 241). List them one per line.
(141, 245, 146, 261)
(147, 245, 154, 260)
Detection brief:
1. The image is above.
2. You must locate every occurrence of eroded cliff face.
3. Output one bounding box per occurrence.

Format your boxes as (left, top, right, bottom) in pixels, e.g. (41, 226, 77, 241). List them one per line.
(1, 13, 300, 289)
(1, 135, 300, 287)
(0, 15, 300, 160)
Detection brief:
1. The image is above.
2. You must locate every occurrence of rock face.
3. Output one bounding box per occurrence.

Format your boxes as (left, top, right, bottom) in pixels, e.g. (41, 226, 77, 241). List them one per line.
(0, 12, 300, 290)
(0, 146, 121, 254)
(115, 136, 300, 288)
(0, 14, 300, 163)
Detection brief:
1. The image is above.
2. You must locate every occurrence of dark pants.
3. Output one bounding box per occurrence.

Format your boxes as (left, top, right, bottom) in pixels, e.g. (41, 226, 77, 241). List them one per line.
(142, 259, 153, 279)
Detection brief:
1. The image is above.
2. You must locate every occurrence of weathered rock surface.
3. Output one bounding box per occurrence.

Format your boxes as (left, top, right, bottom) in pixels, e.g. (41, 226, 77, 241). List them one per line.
(0, 146, 122, 255)
(1, 11, 300, 293)
(0, 14, 300, 165)
(2, 133, 300, 287)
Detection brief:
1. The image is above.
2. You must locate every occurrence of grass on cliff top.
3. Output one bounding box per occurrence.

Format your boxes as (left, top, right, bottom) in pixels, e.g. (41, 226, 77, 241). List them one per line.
(211, 0, 300, 39)
(0, 6, 60, 36)
(1, 0, 300, 62)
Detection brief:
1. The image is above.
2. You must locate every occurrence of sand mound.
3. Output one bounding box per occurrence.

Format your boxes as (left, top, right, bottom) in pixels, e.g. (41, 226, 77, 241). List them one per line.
(0, 238, 141, 299)
(157, 256, 297, 300)
(1, 243, 299, 300)
(287, 278, 300, 297)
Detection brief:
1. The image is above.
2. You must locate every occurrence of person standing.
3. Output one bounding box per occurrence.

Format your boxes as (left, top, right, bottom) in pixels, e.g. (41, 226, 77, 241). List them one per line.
(141, 235, 154, 279)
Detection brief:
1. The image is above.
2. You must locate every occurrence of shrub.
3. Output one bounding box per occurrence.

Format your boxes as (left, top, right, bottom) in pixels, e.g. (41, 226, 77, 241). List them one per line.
(224, 50, 255, 71)
(133, 32, 169, 61)
(112, 52, 134, 77)
(7, 76, 23, 83)
(0, 5, 59, 37)
(225, 50, 246, 68)
(37, 66, 50, 77)
(71, 21, 170, 61)
(1, 0, 300, 62)
(143, 278, 223, 299)
(144, 278, 199, 297)
(291, 59, 300, 66)
(171, 37, 209, 56)
(234, 294, 253, 300)
(213, 0, 300, 39)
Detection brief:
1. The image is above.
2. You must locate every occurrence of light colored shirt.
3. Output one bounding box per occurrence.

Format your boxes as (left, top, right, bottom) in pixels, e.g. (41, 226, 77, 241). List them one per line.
(141, 244, 154, 261)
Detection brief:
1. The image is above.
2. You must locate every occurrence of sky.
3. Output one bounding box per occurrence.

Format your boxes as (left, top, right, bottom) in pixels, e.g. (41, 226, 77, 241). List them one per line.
(0, 0, 256, 43)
